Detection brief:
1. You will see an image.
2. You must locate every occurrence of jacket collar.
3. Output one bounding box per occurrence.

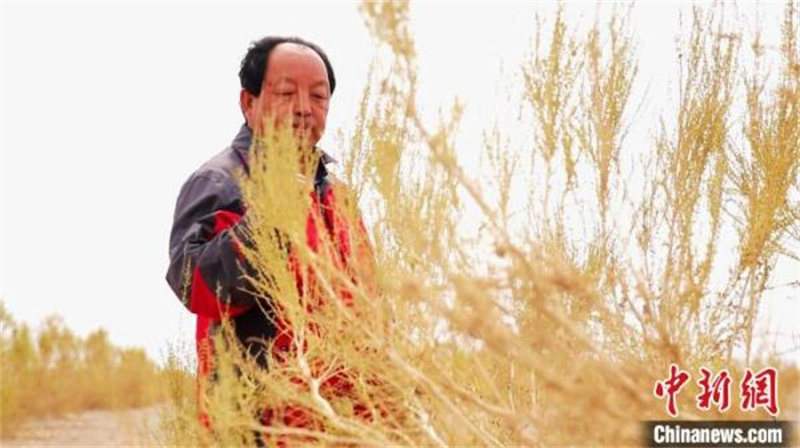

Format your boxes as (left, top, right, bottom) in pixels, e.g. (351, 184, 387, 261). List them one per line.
(232, 123, 335, 185)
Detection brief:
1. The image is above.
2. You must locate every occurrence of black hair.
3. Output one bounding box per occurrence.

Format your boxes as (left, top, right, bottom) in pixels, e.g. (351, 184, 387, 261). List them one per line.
(239, 36, 336, 97)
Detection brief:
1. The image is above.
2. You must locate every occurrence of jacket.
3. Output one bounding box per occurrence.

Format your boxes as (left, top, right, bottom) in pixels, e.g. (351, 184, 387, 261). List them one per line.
(166, 124, 373, 388)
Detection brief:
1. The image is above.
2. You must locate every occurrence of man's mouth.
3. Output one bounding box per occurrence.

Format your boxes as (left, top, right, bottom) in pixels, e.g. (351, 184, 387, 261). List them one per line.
(292, 121, 312, 130)
(291, 123, 314, 146)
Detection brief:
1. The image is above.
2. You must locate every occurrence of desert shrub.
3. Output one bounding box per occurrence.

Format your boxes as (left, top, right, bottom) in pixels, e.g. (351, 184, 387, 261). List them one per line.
(0, 302, 167, 438)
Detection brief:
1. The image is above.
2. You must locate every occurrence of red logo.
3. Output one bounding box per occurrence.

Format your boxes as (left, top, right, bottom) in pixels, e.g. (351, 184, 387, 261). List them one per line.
(696, 367, 731, 412)
(654, 365, 779, 418)
(654, 364, 691, 417)
(740, 367, 779, 416)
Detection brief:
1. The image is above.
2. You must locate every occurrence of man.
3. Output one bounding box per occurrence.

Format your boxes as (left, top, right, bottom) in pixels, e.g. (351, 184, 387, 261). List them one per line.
(165, 36, 373, 430)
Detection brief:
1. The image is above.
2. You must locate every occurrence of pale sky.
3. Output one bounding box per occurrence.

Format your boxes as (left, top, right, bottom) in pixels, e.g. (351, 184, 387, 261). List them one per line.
(1, 1, 796, 366)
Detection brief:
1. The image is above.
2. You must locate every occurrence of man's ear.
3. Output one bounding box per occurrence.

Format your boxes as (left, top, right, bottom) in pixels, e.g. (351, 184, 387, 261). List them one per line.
(239, 89, 254, 128)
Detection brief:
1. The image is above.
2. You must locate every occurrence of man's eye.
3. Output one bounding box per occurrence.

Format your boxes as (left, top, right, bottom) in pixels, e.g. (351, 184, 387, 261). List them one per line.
(277, 91, 295, 97)
(312, 94, 328, 100)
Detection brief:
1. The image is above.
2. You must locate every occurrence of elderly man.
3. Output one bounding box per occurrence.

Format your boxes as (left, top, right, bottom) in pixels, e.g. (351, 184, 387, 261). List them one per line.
(165, 36, 373, 432)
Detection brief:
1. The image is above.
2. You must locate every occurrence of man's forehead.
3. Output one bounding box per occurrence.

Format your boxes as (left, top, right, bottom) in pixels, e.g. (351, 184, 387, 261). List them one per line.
(266, 43, 327, 78)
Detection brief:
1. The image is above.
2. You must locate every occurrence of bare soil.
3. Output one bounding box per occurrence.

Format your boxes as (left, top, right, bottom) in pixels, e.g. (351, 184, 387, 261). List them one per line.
(1, 406, 163, 447)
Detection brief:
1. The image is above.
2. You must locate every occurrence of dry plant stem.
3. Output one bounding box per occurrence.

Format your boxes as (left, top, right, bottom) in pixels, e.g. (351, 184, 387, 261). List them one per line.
(386, 349, 502, 447)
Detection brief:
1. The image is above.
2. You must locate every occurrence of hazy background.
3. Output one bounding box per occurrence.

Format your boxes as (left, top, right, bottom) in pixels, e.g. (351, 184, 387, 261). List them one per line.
(1, 1, 796, 365)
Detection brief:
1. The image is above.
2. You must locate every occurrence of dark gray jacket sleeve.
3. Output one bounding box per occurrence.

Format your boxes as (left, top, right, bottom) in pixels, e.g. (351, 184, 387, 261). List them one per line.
(165, 172, 256, 319)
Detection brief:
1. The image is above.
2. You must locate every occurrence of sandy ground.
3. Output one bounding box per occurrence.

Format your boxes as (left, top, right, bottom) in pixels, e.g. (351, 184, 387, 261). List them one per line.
(0, 406, 164, 447)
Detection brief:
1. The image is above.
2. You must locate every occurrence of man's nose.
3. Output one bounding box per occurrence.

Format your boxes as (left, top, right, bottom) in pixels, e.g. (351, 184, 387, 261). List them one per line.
(294, 91, 312, 117)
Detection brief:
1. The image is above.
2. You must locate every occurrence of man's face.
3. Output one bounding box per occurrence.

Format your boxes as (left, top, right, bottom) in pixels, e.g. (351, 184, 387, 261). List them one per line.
(242, 43, 331, 151)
